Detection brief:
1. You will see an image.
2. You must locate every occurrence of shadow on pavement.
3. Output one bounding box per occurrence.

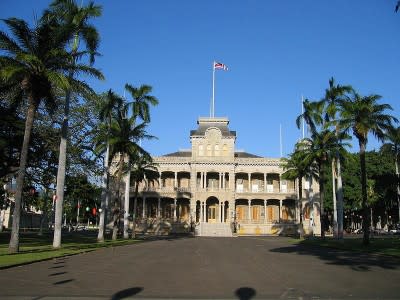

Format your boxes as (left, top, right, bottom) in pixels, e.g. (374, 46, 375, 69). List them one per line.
(111, 287, 143, 300)
(235, 287, 256, 300)
(269, 241, 400, 272)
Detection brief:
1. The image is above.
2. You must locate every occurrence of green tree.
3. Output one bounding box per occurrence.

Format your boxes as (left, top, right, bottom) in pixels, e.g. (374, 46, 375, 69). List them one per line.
(130, 153, 158, 239)
(108, 116, 154, 240)
(123, 84, 159, 238)
(381, 126, 400, 223)
(43, 0, 104, 249)
(282, 140, 317, 237)
(0, 17, 73, 253)
(96, 90, 124, 242)
(321, 77, 353, 239)
(339, 92, 397, 245)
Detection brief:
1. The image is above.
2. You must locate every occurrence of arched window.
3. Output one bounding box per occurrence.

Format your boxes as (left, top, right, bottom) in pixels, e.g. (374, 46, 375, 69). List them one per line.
(207, 144, 212, 156)
(198, 144, 204, 156)
(223, 144, 228, 156)
(214, 144, 220, 156)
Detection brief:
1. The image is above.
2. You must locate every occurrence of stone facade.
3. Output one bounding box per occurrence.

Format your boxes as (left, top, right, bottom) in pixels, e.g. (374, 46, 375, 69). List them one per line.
(132, 117, 321, 236)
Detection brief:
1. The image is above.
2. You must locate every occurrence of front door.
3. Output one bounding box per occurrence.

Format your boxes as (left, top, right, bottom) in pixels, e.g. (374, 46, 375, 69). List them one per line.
(208, 205, 217, 223)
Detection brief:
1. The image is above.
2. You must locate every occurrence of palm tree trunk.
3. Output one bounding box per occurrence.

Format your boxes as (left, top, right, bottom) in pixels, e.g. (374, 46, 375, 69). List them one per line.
(332, 158, 337, 238)
(9, 98, 38, 253)
(298, 176, 303, 238)
(97, 141, 110, 242)
(319, 164, 325, 239)
(395, 149, 400, 224)
(123, 159, 131, 239)
(132, 181, 139, 239)
(336, 154, 344, 239)
(359, 140, 370, 245)
(112, 155, 124, 240)
(53, 87, 71, 248)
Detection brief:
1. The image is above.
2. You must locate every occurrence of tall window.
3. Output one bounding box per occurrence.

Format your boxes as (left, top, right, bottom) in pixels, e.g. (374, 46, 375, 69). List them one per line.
(198, 144, 204, 156)
(214, 144, 220, 156)
(223, 144, 228, 156)
(207, 144, 212, 156)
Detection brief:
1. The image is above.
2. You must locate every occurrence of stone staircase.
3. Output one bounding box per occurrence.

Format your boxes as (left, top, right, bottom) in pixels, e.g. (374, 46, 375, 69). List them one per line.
(197, 222, 233, 237)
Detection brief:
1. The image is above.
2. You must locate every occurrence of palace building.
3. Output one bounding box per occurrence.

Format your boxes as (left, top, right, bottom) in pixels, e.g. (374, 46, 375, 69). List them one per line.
(132, 117, 321, 236)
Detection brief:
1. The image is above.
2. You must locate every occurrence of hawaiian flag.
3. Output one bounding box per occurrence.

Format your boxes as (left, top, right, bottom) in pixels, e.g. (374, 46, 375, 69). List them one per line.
(214, 61, 228, 71)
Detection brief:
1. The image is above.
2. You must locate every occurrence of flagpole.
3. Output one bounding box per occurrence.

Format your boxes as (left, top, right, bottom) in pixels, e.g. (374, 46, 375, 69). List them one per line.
(301, 94, 305, 139)
(280, 124, 283, 157)
(212, 61, 215, 118)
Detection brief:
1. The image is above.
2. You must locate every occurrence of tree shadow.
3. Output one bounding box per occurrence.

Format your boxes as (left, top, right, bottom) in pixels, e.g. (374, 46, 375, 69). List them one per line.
(235, 287, 256, 300)
(269, 239, 400, 272)
(111, 287, 143, 300)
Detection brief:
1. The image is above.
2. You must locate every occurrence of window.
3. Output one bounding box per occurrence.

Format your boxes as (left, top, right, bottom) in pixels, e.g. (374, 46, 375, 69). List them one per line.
(198, 144, 204, 156)
(207, 144, 212, 156)
(223, 144, 228, 156)
(214, 144, 220, 156)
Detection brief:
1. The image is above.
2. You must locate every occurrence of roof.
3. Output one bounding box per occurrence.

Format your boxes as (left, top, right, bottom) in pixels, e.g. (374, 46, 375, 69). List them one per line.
(234, 151, 262, 158)
(162, 150, 192, 157)
(190, 118, 236, 137)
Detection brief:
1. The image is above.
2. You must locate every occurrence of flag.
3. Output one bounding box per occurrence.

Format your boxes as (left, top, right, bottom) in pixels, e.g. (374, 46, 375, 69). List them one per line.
(214, 61, 228, 71)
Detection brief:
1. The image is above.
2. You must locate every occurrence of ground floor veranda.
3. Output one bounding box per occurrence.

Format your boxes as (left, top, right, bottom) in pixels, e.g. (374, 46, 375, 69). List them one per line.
(132, 196, 299, 225)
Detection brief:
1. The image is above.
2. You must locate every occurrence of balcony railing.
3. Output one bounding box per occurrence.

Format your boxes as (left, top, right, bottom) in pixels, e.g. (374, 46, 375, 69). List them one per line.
(136, 187, 191, 193)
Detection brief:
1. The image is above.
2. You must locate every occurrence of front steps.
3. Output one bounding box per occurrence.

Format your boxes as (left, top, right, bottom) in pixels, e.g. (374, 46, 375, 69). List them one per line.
(197, 222, 233, 237)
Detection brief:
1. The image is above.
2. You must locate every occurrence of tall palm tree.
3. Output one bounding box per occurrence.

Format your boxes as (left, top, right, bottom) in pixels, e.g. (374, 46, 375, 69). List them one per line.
(108, 117, 154, 240)
(96, 90, 124, 242)
(129, 153, 158, 239)
(0, 17, 74, 253)
(42, 0, 103, 249)
(282, 140, 317, 237)
(340, 92, 397, 245)
(123, 83, 158, 238)
(296, 99, 324, 135)
(381, 126, 400, 224)
(322, 77, 353, 239)
(302, 129, 347, 238)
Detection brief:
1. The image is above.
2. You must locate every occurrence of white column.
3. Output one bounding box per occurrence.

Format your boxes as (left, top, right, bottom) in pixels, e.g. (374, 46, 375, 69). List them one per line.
(204, 172, 207, 189)
(279, 199, 283, 221)
(174, 198, 177, 221)
(200, 172, 203, 189)
(222, 202, 225, 222)
(264, 200, 267, 224)
(203, 201, 207, 222)
(159, 171, 162, 188)
(174, 172, 178, 188)
(264, 173, 267, 192)
(199, 202, 203, 222)
(222, 173, 225, 189)
(157, 197, 161, 218)
(248, 199, 251, 221)
(142, 197, 146, 218)
(248, 173, 251, 192)
(219, 173, 222, 189)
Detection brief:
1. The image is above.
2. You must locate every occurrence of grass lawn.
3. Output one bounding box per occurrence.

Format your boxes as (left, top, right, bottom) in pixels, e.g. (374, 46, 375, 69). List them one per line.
(293, 235, 400, 257)
(0, 230, 140, 268)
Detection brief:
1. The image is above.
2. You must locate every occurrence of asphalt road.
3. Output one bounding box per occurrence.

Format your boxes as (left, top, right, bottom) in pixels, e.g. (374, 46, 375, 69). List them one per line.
(1, 236, 399, 299)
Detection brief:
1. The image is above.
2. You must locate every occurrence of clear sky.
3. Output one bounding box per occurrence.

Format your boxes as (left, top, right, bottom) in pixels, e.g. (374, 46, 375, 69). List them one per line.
(1, 0, 400, 158)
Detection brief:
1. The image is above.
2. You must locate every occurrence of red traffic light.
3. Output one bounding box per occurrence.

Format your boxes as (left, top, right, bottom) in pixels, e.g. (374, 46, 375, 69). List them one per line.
(92, 208, 97, 216)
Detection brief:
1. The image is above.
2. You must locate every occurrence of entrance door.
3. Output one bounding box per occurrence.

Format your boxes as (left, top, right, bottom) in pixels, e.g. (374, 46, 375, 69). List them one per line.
(208, 205, 217, 223)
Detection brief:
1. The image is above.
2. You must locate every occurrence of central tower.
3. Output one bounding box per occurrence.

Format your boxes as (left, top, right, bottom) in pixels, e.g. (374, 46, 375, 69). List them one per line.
(190, 117, 236, 162)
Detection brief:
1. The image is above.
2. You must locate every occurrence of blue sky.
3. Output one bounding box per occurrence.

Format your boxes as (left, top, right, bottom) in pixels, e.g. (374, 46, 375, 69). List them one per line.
(1, 1, 400, 158)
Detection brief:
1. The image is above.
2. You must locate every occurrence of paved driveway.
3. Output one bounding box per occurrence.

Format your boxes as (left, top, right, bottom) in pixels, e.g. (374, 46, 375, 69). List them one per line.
(1, 236, 399, 299)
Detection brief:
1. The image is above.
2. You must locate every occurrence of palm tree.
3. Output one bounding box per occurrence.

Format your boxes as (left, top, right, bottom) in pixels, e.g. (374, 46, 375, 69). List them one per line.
(340, 92, 397, 245)
(108, 116, 154, 240)
(0, 17, 75, 253)
(130, 153, 158, 239)
(42, 0, 103, 249)
(96, 90, 124, 242)
(123, 84, 158, 238)
(321, 77, 353, 239)
(296, 99, 324, 135)
(381, 126, 400, 224)
(282, 140, 317, 237)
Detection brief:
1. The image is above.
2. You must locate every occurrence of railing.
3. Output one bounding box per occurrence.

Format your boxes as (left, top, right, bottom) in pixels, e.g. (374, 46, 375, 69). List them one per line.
(135, 187, 191, 193)
(235, 188, 296, 194)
